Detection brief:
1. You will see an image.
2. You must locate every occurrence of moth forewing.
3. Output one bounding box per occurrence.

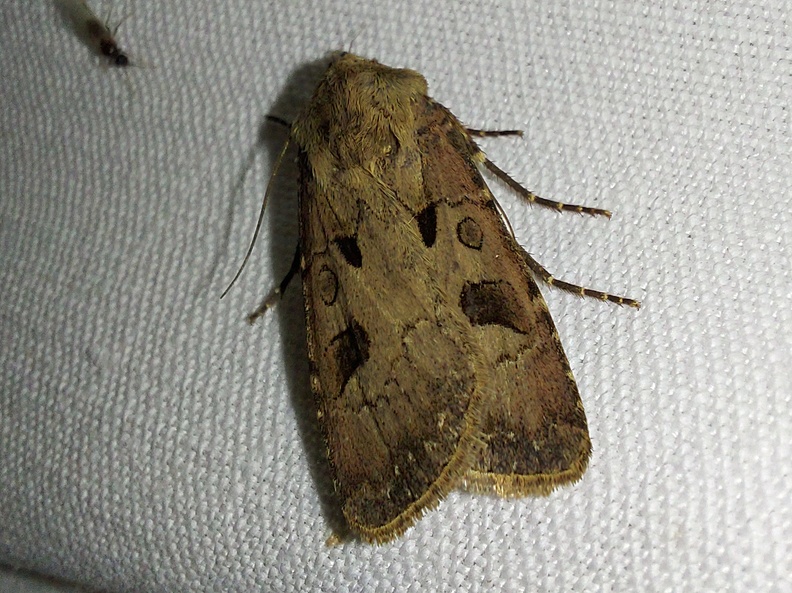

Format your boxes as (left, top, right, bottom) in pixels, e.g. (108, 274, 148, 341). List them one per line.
(410, 102, 592, 497)
(292, 57, 492, 543)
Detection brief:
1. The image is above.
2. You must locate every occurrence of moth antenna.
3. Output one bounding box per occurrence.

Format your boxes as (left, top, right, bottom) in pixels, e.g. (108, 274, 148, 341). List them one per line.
(107, 4, 129, 37)
(221, 137, 292, 299)
(346, 32, 361, 55)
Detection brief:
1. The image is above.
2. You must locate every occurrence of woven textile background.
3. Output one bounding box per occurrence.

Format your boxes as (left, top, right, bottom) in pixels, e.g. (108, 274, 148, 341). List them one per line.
(1, 1, 790, 591)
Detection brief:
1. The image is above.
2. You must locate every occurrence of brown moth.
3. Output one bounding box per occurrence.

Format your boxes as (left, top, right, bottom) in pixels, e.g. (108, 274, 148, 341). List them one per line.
(241, 53, 639, 543)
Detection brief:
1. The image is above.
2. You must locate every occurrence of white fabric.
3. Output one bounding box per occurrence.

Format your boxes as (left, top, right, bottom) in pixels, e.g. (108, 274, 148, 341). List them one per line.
(1, 1, 790, 592)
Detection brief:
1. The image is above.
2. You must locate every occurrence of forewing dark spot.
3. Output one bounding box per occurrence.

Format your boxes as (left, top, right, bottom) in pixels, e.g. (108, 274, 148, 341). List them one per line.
(416, 203, 437, 247)
(457, 217, 483, 250)
(460, 281, 531, 334)
(329, 321, 370, 394)
(317, 265, 338, 305)
(334, 236, 363, 268)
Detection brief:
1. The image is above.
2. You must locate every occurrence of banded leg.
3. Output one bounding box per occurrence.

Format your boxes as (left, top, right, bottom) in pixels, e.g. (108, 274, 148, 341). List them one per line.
(248, 244, 301, 323)
(483, 159, 612, 217)
(518, 246, 640, 308)
(467, 128, 524, 138)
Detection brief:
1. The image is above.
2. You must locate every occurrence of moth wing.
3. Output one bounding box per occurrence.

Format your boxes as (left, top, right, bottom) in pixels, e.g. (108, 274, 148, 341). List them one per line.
(56, 0, 104, 37)
(417, 103, 591, 496)
(297, 150, 488, 543)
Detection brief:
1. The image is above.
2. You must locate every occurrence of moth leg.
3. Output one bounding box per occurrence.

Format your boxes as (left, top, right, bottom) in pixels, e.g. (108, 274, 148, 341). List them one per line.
(266, 115, 291, 129)
(110, 15, 129, 38)
(103, 5, 114, 31)
(483, 159, 612, 217)
(466, 128, 523, 138)
(104, 4, 132, 38)
(518, 246, 640, 308)
(247, 244, 301, 323)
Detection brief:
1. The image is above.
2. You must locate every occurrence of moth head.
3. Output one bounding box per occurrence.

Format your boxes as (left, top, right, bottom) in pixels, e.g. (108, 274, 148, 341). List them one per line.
(323, 53, 428, 98)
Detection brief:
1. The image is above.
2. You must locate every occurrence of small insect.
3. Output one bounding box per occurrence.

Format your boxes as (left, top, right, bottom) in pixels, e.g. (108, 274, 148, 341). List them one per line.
(229, 53, 640, 543)
(56, 0, 132, 67)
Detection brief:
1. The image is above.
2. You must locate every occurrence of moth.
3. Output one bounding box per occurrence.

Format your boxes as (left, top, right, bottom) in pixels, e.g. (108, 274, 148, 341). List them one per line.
(236, 53, 639, 543)
(56, 0, 132, 67)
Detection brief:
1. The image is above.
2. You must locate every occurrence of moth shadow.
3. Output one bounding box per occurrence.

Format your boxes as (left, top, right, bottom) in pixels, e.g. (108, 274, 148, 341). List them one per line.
(259, 56, 351, 541)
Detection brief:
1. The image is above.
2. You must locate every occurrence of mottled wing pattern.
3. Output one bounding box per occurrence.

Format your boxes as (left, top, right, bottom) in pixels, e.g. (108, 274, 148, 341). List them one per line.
(293, 58, 490, 543)
(415, 101, 591, 496)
